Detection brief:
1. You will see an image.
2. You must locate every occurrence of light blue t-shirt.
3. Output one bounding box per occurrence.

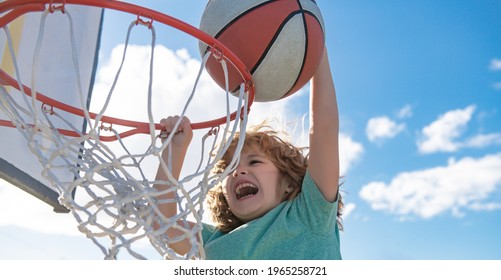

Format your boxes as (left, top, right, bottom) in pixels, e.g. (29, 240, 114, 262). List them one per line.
(202, 170, 341, 260)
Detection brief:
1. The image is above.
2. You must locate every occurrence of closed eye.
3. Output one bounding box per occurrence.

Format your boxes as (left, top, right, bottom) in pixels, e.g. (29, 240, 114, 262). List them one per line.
(249, 160, 262, 165)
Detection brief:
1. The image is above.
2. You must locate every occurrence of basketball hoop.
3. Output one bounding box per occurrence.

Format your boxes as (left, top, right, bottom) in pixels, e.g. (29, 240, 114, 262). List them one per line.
(0, 0, 254, 259)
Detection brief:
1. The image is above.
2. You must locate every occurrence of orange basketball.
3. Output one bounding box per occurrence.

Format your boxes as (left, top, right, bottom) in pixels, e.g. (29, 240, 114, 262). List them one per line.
(199, 0, 325, 102)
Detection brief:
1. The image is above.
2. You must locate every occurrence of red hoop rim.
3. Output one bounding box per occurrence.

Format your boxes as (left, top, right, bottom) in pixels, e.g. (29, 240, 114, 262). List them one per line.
(0, 0, 255, 140)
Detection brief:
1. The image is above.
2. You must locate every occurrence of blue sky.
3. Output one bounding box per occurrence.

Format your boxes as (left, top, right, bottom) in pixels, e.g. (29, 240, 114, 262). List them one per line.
(0, 0, 500, 260)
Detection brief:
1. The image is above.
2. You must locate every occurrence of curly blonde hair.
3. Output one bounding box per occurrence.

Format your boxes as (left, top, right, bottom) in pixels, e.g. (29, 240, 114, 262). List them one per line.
(206, 124, 344, 233)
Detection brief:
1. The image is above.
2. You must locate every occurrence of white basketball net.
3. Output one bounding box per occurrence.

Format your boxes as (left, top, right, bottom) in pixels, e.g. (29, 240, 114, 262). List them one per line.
(0, 7, 249, 259)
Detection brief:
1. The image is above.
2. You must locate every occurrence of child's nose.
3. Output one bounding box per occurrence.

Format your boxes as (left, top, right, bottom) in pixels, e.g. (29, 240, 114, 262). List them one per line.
(232, 166, 248, 177)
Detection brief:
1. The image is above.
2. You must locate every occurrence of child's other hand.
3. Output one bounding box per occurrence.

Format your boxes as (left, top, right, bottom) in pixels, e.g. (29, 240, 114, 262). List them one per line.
(159, 115, 193, 149)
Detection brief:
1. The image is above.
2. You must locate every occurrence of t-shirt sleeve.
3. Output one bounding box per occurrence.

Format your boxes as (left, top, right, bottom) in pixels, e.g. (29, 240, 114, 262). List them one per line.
(290, 169, 340, 235)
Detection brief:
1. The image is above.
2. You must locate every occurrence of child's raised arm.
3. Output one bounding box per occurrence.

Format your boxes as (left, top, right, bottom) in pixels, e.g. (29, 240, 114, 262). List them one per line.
(153, 115, 194, 256)
(308, 48, 340, 203)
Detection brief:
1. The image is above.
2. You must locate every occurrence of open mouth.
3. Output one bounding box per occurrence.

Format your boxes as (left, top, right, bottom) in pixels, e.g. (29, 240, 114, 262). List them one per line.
(235, 183, 259, 200)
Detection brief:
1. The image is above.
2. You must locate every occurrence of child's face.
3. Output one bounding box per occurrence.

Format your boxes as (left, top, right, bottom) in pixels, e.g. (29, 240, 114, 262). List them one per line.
(222, 145, 292, 223)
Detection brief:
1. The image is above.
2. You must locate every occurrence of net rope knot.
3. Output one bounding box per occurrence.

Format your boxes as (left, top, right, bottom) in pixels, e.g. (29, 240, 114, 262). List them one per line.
(135, 15, 153, 29)
(48, 0, 66, 13)
(99, 122, 112, 132)
(41, 103, 54, 115)
(210, 44, 224, 62)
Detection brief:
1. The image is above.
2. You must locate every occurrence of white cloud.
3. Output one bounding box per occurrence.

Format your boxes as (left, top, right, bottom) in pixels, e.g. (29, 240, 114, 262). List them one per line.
(417, 105, 501, 153)
(463, 133, 501, 148)
(417, 105, 475, 153)
(359, 153, 501, 219)
(364, 105, 411, 144)
(342, 203, 356, 219)
(468, 202, 501, 211)
(489, 58, 501, 71)
(339, 134, 364, 176)
(366, 116, 405, 142)
(0, 179, 80, 236)
(489, 58, 501, 91)
(397, 104, 413, 119)
(92, 44, 229, 124)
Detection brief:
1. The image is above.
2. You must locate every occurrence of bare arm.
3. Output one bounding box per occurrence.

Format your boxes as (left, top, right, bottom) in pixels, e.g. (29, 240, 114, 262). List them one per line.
(153, 115, 194, 256)
(308, 48, 340, 202)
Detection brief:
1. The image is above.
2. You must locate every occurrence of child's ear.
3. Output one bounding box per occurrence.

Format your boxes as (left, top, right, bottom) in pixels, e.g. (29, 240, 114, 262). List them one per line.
(283, 183, 297, 201)
(283, 178, 295, 194)
(280, 177, 293, 194)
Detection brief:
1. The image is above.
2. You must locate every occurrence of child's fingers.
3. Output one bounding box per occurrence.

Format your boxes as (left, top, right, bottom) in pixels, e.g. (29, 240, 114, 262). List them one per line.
(159, 116, 191, 134)
(178, 116, 191, 131)
(159, 117, 171, 128)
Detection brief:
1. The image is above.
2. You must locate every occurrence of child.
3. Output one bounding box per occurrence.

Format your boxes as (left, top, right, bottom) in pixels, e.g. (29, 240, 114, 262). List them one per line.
(155, 48, 342, 259)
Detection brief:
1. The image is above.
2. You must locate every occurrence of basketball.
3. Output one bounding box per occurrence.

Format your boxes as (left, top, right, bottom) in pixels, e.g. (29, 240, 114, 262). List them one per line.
(199, 0, 325, 102)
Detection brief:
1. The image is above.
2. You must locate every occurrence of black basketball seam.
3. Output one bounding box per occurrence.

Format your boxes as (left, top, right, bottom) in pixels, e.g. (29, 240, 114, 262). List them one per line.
(303, 10, 324, 35)
(251, 0, 304, 74)
(253, 6, 323, 100)
(231, 9, 302, 94)
(202, 0, 278, 56)
(251, 10, 304, 75)
(277, 1, 323, 99)
(214, 0, 278, 39)
(286, 0, 309, 99)
(228, 1, 300, 93)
